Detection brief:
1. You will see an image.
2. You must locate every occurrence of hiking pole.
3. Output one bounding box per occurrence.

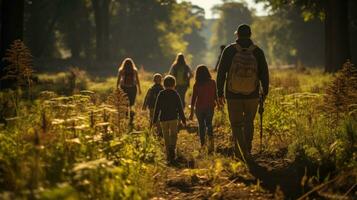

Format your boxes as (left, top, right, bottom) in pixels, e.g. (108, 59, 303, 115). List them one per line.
(258, 93, 264, 153)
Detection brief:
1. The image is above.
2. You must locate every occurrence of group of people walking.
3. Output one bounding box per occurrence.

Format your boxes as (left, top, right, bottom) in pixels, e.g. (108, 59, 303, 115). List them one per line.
(116, 24, 269, 165)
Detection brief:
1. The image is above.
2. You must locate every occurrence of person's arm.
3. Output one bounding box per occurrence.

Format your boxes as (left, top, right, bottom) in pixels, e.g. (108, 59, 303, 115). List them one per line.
(214, 52, 223, 71)
(177, 94, 186, 125)
(169, 65, 175, 76)
(142, 89, 151, 110)
(256, 49, 269, 99)
(213, 80, 218, 102)
(152, 93, 162, 126)
(135, 70, 142, 94)
(116, 71, 121, 88)
(189, 84, 198, 120)
(216, 46, 232, 105)
(187, 65, 193, 79)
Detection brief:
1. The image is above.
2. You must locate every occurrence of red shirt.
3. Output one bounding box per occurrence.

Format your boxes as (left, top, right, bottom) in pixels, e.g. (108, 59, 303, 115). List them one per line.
(191, 79, 217, 112)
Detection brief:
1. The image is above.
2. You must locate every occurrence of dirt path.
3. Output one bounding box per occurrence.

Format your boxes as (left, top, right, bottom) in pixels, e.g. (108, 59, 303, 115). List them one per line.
(149, 127, 303, 200)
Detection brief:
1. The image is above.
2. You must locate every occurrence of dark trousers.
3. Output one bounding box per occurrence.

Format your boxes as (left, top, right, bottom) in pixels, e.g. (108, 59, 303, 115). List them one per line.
(120, 85, 137, 106)
(176, 85, 188, 107)
(227, 99, 259, 157)
(196, 108, 214, 146)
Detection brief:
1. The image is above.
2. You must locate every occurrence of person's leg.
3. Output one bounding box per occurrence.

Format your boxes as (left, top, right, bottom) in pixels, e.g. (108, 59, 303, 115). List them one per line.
(227, 99, 246, 158)
(243, 98, 259, 154)
(195, 110, 207, 146)
(127, 86, 137, 125)
(150, 109, 162, 137)
(176, 86, 187, 107)
(168, 120, 178, 161)
(206, 108, 214, 153)
(160, 121, 171, 162)
(181, 86, 188, 107)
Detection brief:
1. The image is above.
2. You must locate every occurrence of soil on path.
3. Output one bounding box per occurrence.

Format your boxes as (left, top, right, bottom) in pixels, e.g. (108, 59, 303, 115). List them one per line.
(151, 126, 305, 200)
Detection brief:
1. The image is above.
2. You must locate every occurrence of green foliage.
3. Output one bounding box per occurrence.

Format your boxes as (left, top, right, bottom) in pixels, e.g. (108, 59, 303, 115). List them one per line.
(211, 2, 253, 49)
(0, 88, 163, 199)
(252, 6, 324, 66)
(261, 67, 356, 172)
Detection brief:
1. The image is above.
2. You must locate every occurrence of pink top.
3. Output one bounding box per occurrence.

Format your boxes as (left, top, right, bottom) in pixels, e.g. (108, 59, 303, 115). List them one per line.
(191, 79, 217, 112)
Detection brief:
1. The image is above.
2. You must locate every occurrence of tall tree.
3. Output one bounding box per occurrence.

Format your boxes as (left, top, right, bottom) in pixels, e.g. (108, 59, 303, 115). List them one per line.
(25, 0, 65, 58)
(211, 2, 252, 50)
(257, 0, 351, 72)
(92, 0, 110, 61)
(0, 0, 24, 88)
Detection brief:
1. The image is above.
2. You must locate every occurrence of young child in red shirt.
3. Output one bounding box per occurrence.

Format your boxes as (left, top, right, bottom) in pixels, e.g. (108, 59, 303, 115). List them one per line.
(189, 65, 217, 153)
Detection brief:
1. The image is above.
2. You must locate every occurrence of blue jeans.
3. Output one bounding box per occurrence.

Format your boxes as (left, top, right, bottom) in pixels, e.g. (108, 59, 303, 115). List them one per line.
(196, 108, 214, 146)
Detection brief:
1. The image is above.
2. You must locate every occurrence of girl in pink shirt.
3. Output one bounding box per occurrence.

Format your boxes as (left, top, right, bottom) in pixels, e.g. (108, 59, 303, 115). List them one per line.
(189, 65, 217, 153)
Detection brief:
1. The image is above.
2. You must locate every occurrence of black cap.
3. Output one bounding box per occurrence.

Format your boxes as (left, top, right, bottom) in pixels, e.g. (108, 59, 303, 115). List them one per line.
(235, 24, 251, 38)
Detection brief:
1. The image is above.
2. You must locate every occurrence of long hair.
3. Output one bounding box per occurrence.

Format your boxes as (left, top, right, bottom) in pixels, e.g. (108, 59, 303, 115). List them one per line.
(195, 65, 211, 84)
(119, 58, 137, 75)
(171, 53, 187, 67)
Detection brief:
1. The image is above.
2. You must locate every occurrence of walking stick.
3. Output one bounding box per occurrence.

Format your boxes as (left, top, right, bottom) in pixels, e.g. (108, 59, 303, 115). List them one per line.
(258, 93, 264, 153)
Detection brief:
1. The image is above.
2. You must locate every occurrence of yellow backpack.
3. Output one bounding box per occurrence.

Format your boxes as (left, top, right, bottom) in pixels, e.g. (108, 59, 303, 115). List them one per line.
(227, 44, 258, 95)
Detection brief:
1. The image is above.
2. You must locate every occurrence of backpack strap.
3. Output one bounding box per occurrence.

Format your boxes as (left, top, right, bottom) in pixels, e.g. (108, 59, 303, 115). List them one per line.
(235, 43, 257, 52)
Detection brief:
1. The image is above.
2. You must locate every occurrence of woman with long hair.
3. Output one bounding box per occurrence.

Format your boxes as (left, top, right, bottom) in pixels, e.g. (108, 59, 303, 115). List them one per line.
(189, 65, 217, 153)
(117, 58, 141, 125)
(169, 53, 192, 107)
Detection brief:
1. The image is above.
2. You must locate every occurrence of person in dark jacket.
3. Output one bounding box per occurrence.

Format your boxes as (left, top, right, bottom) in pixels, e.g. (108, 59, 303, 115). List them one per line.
(152, 75, 186, 164)
(216, 24, 269, 159)
(214, 45, 226, 71)
(143, 73, 164, 136)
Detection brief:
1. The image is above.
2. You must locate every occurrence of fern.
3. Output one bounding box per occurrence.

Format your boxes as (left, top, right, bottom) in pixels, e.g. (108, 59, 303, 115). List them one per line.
(324, 60, 357, 125)
(2, 40, 34, 89)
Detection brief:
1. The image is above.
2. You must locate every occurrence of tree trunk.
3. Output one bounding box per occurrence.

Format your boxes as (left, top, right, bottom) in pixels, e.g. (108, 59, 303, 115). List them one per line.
(325, 0, 350, 72)
(349, 0, 357, 64)
(92, 0, 110, 61)
(0, 0, 24, 88)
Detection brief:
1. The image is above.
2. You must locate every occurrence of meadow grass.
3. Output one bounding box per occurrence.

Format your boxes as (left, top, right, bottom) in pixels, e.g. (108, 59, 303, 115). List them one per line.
(0, 67, 356, 199)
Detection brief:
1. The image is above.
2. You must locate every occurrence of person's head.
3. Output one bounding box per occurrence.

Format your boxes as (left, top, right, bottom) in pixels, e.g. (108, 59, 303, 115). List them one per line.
(173, 53, 187, 66)
(153, 73, 162, 84)
(235, 24, 251, 39)
(163, 75, 176, 89)
(195, 65, 211, 84)
(119, 58, 137, 73)
(220, 45, 226, 51)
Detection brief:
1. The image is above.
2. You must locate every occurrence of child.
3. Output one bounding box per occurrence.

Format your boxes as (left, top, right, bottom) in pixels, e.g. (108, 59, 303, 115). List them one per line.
(152, 75, 186, 164)
(143, 73, 164, 136)
(189, 65, 217, 153)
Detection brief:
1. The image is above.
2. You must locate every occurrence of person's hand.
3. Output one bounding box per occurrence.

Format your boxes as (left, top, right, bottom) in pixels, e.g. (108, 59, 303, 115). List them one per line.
(189, 112, 194, 120)
(218, 97, 226, 108)
(182, 121, 187, 128)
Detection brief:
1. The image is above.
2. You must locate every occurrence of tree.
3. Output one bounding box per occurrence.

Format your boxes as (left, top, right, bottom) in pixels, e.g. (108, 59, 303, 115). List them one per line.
(211, 2, 253, 49)
(25, 0, 66, 58)
(184, 5, 207, 67)
(252, 6, 324, 66)
(58, 0, 94, 59)
(1, 0, 24, 88)
(257, 0, 351, 72)
(92, 0, 110, 61)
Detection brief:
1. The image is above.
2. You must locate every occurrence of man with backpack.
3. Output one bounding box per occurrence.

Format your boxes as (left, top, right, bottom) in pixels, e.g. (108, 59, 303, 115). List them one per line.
(216, 24, 269, 160)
